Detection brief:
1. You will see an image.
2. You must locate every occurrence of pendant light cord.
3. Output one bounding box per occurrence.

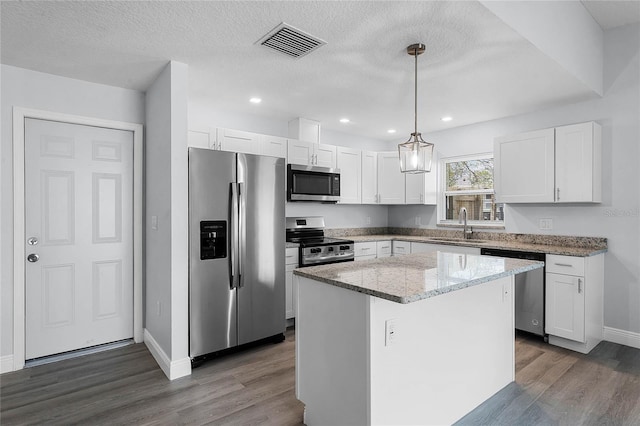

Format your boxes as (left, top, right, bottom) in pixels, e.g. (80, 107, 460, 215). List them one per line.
(414, 47, 418, 138)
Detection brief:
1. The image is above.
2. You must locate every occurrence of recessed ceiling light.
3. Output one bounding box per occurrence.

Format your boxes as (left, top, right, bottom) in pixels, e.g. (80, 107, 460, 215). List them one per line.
(249, 97, 262, 104)
(441, 116, 453, 122)
(387, 129, 396, 134)
(339, 118, 350, 123)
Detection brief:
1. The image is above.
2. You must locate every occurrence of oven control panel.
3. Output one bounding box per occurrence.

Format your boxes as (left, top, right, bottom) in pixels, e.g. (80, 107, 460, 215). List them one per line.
(301, 243, 354, 267)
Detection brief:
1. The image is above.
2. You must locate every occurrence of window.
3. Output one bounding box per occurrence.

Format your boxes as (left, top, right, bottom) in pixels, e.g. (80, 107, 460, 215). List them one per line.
(438, 153, 504, 225)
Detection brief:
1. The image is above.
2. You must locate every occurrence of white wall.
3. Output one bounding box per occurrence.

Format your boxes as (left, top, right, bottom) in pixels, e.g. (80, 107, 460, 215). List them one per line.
(188, 102, 391, 229)
(390, 23, 640, 335)
(0, 65, 145, 358)
(145, 61, 190, 371)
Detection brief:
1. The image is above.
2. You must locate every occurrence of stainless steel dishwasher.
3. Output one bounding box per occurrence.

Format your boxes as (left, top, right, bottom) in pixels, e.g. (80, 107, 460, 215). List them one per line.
(480, 248, 546, 339)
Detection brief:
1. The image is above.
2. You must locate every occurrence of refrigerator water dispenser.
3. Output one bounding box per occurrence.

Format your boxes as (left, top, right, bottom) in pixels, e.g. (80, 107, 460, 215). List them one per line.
(200, 221, 226, 260)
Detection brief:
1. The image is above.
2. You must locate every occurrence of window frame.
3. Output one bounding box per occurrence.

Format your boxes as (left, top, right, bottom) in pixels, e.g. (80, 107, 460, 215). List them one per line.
(437, 152, 505, 228)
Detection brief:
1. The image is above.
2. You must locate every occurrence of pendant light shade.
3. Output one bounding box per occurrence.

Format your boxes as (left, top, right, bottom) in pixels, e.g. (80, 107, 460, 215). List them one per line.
(398, 43, 434, 173)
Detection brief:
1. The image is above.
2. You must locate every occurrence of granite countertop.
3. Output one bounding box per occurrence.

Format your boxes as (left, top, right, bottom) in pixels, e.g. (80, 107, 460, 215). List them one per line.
(346, 234, 606, 257)
(294, 252, 544, 304)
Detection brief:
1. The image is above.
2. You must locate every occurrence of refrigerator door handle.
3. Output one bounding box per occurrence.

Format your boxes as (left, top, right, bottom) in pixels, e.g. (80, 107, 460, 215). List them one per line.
(238, 182, 245, 288)
(230, 182, 239, 289)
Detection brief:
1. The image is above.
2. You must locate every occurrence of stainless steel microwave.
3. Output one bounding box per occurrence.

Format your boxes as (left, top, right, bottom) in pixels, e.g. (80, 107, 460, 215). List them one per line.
(287, 164, 341, 202)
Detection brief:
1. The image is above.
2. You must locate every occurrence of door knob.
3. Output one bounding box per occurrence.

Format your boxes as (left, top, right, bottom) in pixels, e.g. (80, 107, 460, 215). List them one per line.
(27, 253, 39, 263)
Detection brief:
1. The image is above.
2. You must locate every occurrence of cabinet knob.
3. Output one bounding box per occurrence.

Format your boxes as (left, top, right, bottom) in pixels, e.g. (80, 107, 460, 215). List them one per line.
(556, 187, 560, 201)
(578, 278, 582, 293)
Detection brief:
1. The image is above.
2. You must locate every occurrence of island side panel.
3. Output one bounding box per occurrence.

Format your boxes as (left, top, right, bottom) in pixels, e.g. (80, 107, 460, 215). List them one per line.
(369, 276, 515, 426)
(295, 276, 371, 426)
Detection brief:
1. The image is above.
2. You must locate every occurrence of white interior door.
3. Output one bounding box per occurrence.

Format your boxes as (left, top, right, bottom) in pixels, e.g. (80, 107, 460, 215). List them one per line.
(24, 118, 134, 360)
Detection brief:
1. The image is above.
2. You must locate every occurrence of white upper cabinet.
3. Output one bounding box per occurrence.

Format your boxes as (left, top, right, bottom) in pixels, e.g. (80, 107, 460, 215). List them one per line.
(287, 139, 314, 166)
(361, 151, 378, 204)
(555, 122, 601, 203)
(377, 152, 405, 204)
(423, 161, 437, 205)
(218, 128, 260, 154)
(260, 135, 287, 158)
(336, 147, 361, 204)
(314, 144, 337, 168)
(289, 117, 321, 144)
(494, 122, 601, 204)
(287, 139, 337, 168)
(405, 173, 424, 204)
(187, 130, 210, 149)
(494, 128, 555, 203)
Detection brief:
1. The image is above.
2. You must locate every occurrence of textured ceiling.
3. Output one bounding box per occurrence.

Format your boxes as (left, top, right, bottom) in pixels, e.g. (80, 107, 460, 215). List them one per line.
(1, 1, 633, 141)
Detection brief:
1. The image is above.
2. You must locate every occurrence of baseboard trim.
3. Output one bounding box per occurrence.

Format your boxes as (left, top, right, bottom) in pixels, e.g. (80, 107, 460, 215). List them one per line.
(143, 329, 191, 380)
(603, 326, 640, 350)
(1, 355, 15, 374)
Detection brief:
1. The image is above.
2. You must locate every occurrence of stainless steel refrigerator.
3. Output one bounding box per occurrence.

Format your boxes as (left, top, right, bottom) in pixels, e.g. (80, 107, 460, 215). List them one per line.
(188, 148, 285, 361)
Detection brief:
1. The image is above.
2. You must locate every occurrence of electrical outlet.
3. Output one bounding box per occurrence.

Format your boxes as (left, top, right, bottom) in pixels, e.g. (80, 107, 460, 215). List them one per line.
(539, 218, 553, 230)
(385, 319, 398, 346)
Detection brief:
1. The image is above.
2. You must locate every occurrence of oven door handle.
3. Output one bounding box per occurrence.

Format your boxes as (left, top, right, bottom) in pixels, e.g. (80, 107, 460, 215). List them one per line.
(303, 252, 354, 264)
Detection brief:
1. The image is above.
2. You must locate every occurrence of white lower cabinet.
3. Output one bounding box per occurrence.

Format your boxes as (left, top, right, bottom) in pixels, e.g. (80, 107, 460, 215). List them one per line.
(376, 241, 392, 258)
(410, 242, 481, 255)
(392, 240, 411, 256)
(355, 241, 377, 261)
(545, 253, 604, 354)
(285, 247, 299, 320)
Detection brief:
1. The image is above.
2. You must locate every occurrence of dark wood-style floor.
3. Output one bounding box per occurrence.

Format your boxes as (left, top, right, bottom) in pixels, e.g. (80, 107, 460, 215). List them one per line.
(1, 329, 639, 425)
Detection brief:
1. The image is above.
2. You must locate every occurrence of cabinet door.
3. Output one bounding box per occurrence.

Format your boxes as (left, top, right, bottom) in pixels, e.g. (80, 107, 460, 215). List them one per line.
(218, 128, 260, 154)
(494, 128, 555, 203)
(545, 272, 585, 342)
(410, 242, 434, 253)
(423, 161, 437, 205)
(285, 267, 295, 319)
(314, 144, 337, 168)
(555, 122, 600, 203)
(361, 151, 378, 204)
(188, 130, 210, 149)
(336, 147, 361, 204)
(376, 241, 392, 258)
(377, 152, 405, 204)
(261, 135, 287, 158)
(287, 139, 312, 166)
(405, 173, 424, 204)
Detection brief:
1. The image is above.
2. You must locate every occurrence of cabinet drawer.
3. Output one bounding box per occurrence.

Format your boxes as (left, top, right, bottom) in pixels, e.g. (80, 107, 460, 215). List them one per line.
(546, 254, 584, 276)
(376, 241, 392, 257)
(285, 247, 299, 266)
(392, 241, 411, 256)
(355, 242, 377, 257)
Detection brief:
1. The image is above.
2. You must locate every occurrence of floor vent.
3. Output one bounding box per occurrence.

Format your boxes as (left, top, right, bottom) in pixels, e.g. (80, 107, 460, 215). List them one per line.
(257, 23, 326, 59)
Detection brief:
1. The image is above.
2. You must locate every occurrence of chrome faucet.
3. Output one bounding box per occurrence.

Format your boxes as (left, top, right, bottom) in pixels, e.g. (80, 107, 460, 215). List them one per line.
(459, 207, 473, 239)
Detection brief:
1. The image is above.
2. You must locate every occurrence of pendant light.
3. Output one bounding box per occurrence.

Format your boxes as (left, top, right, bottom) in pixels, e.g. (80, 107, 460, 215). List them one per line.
(398, 43, 434, 173)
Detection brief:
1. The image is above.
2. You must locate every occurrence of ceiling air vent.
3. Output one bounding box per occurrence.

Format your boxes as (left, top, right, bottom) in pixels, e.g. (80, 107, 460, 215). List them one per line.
(257, 23, 326, 59)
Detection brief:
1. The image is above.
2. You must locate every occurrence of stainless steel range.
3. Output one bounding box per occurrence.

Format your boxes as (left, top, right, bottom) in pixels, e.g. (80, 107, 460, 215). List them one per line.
(286, 217, 354, 267)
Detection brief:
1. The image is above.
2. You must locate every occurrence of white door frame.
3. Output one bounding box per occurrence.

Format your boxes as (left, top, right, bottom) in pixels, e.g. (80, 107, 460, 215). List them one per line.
(12, 107, 144, 371)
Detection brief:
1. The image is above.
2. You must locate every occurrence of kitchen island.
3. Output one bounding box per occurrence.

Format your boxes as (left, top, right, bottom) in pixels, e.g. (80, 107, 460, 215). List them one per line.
(294, 251, 544, 426)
